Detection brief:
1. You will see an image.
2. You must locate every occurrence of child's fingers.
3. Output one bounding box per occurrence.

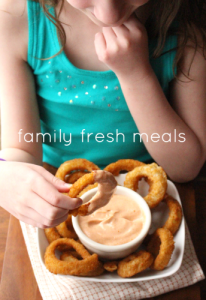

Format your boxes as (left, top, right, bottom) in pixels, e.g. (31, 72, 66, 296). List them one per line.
(27, 192, 69, 220)
(94, 32, 107, 55)
(112, 25, 129, 38)
(102, 27, 117, 48)
(15, 212, 49, 229)
(31, 165, 71, 192)
(18, 206, 68, 228)
(122, 14, 144, 31)
(31, 176, 82, 210)
(112, 26, 130, 44)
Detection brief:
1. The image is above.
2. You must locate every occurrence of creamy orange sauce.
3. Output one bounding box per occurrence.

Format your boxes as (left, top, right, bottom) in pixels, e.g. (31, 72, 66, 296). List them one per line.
(78, 194, 145, 246)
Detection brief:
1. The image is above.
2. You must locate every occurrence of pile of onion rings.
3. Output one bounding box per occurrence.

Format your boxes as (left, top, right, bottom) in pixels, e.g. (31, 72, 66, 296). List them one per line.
(45, 238, 103, 276)
(44, 215, 79, 251)
(43, 158, 182, 278)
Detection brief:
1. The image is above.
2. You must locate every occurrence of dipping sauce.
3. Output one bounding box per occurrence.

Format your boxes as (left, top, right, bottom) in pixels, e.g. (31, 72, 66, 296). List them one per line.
(78, 194, 145, 246)
(87, 170, 117, 214)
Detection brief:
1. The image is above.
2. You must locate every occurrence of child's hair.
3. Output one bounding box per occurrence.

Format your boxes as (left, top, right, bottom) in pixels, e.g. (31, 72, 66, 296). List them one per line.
(35, 0, 206, 78)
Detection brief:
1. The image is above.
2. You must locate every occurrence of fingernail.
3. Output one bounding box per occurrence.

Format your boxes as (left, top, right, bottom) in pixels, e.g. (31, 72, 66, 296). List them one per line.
(63, 183, 71, 188)
(76, 197, 83, 206)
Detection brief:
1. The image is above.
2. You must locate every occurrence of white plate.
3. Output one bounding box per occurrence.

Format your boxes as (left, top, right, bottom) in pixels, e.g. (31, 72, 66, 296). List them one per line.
(37, 174, 185, 283)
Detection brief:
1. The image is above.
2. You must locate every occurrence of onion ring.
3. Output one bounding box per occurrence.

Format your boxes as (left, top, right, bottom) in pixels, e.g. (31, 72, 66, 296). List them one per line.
(60, 251, 104, 276)
(44, 238, 101, 276)
(124, 163, 167, 208)
(44, 228, 61, 244)
(147, 228, 175, 270)
(69, 173, 94, 199)
(163, 194, 183, 235)
(69, 170, 117, 216)
(44, 228, 73, 251)
(66, 171, 89, 184)
(104, 159, 145, 176)
(103, 261, 118, 272)
(69, 173, 94, 216)
(78, 183, 98, 197)
(55, 159, 100, 181)
(117, 251, 154, 278)
(60, 251, 81, 260)
(56, 215, 78, 239)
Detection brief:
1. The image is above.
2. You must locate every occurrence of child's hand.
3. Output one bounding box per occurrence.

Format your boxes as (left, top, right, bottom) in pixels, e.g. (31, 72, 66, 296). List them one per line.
(0, 162, 82, 228)
(94, 14, 152, 81)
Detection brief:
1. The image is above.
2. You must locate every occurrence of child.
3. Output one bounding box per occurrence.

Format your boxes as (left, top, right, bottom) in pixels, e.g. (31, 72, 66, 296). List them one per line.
(0, 0, 205, 228)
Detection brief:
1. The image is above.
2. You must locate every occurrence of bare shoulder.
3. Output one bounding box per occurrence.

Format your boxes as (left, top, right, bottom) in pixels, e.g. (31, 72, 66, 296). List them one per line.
(0, 0, 28, 61)
(0, 0, 27, 15)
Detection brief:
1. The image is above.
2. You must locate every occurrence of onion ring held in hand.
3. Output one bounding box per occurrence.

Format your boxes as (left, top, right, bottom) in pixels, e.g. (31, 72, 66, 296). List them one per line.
(124, 163, 167, 208)
(69, 170, 117, 216)
(163, 194, 182, 235)
(147, 228, 175, 270)
(66, 171, 89, 184)
(69, 173, 94, 198)
(55, 159, 99, 181)
(78, 182, 98, 197)
(104, 159, 145, 176)
(117, 251, 154, 278)
(68, 173, 94, 216)
(56, 215, 78, 239)
(44, 238, 101, 276)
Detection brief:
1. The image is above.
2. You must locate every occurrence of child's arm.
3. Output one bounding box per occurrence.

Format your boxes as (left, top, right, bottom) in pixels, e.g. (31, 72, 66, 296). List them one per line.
(0, 1, 42, 165)
(0, 4, 82, 227)
(95, 16, 206, 182)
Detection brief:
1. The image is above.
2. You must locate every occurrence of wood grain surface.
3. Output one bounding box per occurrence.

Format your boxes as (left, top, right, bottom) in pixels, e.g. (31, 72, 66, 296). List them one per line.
(195, 172, 206, 300)
(0, 209, 10, 281)
(0, 162, 205, 300)
(0, 216, 41, 300)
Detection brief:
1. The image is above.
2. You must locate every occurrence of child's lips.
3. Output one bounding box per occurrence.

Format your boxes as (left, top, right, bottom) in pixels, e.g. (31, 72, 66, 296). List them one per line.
(88, 11, 128, 27)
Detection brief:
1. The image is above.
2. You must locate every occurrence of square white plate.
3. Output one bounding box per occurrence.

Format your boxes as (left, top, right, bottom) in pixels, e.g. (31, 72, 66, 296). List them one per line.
(37, 174, 185, 283)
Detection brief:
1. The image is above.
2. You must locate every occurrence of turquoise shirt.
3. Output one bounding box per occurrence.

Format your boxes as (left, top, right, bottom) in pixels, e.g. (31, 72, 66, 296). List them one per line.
(27, 1, 177, 168)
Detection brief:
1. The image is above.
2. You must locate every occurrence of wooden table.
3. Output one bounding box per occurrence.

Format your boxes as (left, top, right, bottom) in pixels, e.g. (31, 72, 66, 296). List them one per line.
(0, 163, 205, 300)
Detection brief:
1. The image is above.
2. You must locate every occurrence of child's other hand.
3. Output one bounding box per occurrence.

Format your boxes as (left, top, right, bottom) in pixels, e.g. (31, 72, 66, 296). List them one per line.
(94, 14, 152, 81)
(0, 162, 82, 228)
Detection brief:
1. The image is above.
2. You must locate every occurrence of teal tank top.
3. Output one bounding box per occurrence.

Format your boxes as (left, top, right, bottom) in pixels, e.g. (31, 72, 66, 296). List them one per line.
(27, 0, 177, 168)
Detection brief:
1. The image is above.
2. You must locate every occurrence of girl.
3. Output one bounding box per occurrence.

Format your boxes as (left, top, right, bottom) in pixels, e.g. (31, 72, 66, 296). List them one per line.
(0, 0, 206, 228)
